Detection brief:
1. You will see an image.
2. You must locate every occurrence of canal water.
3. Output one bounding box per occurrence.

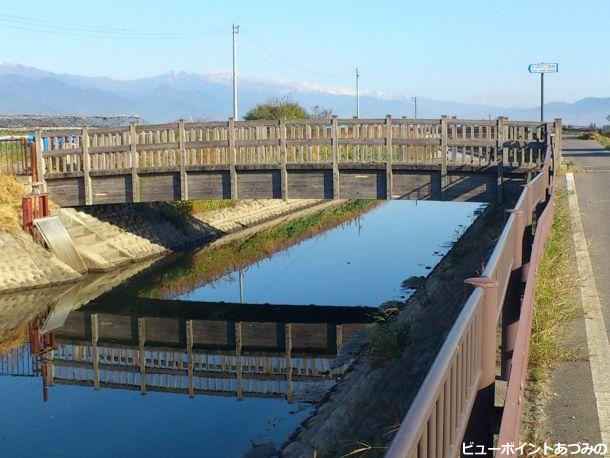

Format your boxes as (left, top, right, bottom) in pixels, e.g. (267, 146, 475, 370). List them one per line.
(0, 200, 483, 457)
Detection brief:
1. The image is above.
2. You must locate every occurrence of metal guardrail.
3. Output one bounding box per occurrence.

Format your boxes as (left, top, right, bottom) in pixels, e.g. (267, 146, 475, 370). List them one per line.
(386, 121, 560, 457)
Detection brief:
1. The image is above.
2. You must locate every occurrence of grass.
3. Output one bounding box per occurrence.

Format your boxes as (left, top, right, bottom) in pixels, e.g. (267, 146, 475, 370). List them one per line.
(139, 199, 377, 298)
(0, 174, 27, 234)
(528, 186, 581, 388)
(152, 199, 236, 230)
(593, 132, 610, 150)
(368, 318, 412, 365)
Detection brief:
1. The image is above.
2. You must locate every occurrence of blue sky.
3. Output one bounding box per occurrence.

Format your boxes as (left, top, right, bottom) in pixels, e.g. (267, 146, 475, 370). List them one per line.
(1, 0, 608, 106)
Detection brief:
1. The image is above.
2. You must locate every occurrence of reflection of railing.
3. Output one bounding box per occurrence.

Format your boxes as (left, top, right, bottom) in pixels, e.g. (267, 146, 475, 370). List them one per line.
(0, 345, 39, 377)
(47, 308, 365, 401)
(386, 121, 561, 457)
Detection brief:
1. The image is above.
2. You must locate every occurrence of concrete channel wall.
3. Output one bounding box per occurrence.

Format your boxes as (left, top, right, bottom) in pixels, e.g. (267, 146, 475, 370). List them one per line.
(0, 198, 321, 294)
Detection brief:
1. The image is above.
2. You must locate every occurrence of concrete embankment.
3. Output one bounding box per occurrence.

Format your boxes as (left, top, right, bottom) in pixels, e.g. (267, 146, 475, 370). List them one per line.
(0, 199, 320, 294)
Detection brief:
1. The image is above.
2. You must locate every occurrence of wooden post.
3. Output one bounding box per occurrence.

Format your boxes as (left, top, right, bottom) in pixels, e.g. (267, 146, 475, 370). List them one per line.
(178, 120, 188, 201)
(331, 116, 340, 199)
(279, 117, 288, 199)
(228, 118, 238, 199)
(440, 116, 448, 199)
(496, 117, 506, 204)
(554, 118, 562, 173)
(34, 128, 45, 190)
(235, 322, 243, 400)
(82, 127, 92, 205)
(129, 124, 140, 202)
(186, 319, 194, 398)
(285, 323, 293, 402)
(91, 313, 100, 390)
(385, 115, 393, 200)
(138, 317, 147, 394)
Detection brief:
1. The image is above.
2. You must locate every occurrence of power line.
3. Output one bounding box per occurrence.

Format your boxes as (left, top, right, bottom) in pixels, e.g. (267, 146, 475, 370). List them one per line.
(241, 30, 348, 80)
(0, 13, 229, 39)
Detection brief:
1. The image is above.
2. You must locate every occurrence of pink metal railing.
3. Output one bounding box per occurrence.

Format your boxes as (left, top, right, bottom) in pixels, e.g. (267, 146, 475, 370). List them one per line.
(387, 121, 559, 457)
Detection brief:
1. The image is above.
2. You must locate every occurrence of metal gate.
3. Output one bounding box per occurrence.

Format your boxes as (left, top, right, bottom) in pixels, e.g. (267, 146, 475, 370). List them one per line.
(0, 137, 32, 175)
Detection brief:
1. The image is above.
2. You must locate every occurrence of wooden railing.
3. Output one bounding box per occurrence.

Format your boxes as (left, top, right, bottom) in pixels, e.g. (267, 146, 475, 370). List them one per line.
(37, 117, 550, 175)
(33, 116, 555, 206)
(386, 121, 560, 457)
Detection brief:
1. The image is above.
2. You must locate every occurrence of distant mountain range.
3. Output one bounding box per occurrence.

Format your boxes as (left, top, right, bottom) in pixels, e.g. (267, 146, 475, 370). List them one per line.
(1, 62, 608, 125)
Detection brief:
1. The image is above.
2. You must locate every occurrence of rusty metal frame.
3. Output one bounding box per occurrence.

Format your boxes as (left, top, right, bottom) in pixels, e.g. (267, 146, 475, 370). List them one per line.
(387, 121, 560, 457)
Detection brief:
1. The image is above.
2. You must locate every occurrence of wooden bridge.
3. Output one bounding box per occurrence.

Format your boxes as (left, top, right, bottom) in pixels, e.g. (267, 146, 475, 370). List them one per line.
(34, 117, 558, 206)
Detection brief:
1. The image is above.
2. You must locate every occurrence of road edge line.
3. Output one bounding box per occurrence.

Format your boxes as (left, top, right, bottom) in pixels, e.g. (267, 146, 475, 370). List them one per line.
(565, 172, 610, 447)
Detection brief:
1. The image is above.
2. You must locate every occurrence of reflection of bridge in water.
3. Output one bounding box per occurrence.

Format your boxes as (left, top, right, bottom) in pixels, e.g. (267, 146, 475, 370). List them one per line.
(3, 298, 375, 402)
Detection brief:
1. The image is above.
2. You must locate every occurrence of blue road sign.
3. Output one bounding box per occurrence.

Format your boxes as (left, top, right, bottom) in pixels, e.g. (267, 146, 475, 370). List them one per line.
(528, 63, 558, 73)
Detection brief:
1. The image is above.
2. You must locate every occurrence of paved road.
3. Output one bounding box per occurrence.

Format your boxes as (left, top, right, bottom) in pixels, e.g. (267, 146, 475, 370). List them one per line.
(540, 136, 609, 448)
(563, 137, 610, 338)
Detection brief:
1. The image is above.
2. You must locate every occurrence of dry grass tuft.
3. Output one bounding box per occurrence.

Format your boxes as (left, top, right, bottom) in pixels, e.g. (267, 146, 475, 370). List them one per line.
(0, 174, 27, 234)
(529, 186, 581, 383)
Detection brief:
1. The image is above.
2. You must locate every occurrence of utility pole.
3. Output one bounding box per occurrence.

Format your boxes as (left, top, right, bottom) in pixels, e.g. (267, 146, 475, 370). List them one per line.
(232, 23, 240, 120)
(355, 68, 360, 118)
(412, 96, 417, 119)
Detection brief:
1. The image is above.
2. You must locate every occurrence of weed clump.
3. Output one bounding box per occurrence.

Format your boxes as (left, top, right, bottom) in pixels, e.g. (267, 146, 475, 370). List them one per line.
(369, 307, 412, 365)
(0, 174, 27, 234)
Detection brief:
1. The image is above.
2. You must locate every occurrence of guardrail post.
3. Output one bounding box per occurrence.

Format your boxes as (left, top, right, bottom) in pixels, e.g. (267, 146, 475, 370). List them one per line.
(280, 117, 288, 199)
(464, 276, 499, 450)
(228, 117, 238, 199)
(440, 115, 448, 200)
(82, 127, 92, 205)
(178, 120, 188, 201)
(34, 128, 45, 190)
(331, 116, 340, 199)
(385, 115, 393, 200)
(502, 209, 525, 379)
(129, 124, 140, 202)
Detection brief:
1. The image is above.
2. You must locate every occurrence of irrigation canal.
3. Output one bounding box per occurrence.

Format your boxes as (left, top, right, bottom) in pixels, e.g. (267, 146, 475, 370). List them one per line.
(0, 199, 483, 457)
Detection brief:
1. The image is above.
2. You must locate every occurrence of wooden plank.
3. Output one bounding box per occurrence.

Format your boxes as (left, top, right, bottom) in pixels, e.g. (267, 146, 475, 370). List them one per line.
(178, 120, 188, 200)
(82, 127, 92, 205)
(280, 118, 288, 199)
(139, 172, 180, 202)
(228, 118, 237, 198)
(392, 170, 438, 200)
(46, 177, 85, 206)
(496, 117, 506, 203)
(187, 171, 231, 199)
(236, 170, 281, 199)
(441, 116, 448, 199)
(339, 170, 385, 199)
(129, 124, 140, 202)
(91, 175, 133, 204)
(287, 170, 333, 199)
(331, 116, 340, 198)
(386, 115, 393, 199)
